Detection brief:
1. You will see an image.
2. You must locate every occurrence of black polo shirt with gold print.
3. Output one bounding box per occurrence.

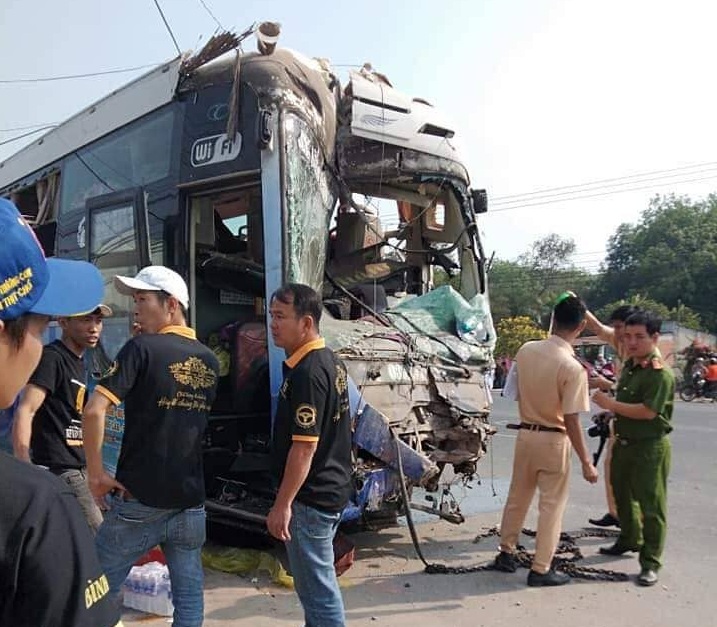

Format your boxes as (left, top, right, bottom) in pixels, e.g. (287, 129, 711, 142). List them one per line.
(0, 453, 120, 626)
(28, 340, 87, 469)
(272, 338, 353, 513)
(95, 326, 219, 509)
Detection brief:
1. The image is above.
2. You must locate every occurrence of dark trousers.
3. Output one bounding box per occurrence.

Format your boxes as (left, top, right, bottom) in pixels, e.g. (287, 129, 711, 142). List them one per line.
(611, 437, 671, 570)
(51, 467, 104, 533)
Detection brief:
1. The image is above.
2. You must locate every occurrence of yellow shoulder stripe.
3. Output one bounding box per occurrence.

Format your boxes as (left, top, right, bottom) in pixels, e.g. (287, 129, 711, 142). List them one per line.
(95, 385, 121, 407)
(292, 435, 319, 443)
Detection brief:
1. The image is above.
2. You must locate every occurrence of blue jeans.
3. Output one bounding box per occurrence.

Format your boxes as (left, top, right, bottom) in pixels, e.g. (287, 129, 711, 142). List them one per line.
(285, 501, 345, 627)
(95, 495, 206, 627)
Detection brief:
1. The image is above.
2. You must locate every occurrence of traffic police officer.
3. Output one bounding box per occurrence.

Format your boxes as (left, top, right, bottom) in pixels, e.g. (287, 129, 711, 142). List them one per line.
(593, 310, 674, 587)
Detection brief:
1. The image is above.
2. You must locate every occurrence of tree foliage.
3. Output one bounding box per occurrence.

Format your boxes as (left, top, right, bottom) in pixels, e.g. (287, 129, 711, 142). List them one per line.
(597, 194, 717, 330)
(494, 316, 548, 358)
(486, 196, 717, 333)
(488, 234, 597, 325)
(433, 267, 461, 291)
(595, 296, 701, 330)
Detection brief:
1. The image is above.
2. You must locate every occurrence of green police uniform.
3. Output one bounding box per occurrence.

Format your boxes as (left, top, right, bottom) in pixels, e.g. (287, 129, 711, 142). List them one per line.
(611, 351, 674, 571)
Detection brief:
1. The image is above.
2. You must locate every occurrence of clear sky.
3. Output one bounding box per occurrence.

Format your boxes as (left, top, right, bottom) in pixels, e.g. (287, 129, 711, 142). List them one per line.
(2, 0, 716, 273)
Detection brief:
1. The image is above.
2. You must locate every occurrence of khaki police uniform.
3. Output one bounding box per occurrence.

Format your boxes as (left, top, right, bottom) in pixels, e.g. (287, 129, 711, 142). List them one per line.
(611, 351, 674, 571)
(499, 335, 590, 574)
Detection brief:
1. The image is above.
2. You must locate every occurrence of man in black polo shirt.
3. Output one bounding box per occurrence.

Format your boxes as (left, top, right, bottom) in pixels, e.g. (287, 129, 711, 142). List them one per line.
(0, 198, 121, 626)
(82, 266, 219, 627)
(13, 304, 112, 532)
(267, 283, 352, 627)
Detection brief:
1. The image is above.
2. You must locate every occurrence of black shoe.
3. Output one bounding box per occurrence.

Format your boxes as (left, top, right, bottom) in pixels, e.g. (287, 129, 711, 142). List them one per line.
(493, 551, 517, 573)
(527, 569, 570, 587)
(637, 569, 658, 586)
(588, 513, 620, 528)
(599, 543, 639, 556)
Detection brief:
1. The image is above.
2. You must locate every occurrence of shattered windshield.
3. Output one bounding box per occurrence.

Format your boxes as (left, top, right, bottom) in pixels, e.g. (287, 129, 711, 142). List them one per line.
(284, 113, 335, 291)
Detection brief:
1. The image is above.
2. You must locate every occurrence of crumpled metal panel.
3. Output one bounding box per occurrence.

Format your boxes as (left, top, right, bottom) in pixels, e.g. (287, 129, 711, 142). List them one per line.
(353, 404, 438, 484)
(181, 49, 337, 162)
(323, 315, 494, 474)
(429, 366, 491, 415)
(322, 315, 492, 367)
(336, 135, 470, 186)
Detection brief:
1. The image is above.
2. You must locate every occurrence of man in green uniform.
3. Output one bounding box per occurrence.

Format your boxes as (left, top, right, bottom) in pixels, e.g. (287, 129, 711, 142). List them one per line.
(592, 310, 673, 587)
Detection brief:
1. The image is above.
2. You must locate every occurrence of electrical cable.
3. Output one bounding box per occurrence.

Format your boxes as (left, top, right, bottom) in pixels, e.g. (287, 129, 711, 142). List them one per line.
(492, 160, 717, 203)
(485, 173, 717, 213)
(0, 123, 59, 132)
(0, 126, 57, 147)
(0, 63, 163, 84)
(197, 0, 223, 30)
(152, 0, 182, 56)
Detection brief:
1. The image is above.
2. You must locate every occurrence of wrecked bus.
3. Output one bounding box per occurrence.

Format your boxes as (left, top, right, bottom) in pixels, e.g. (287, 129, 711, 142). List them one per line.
(0, 27, 496, 533)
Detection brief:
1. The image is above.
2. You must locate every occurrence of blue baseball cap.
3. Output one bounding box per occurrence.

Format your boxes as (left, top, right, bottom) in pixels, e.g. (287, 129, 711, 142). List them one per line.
(0, 198, 104, 321)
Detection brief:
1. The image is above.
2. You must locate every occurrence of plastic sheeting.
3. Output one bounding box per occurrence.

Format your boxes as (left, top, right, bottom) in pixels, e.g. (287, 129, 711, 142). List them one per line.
(387, 285, 493, 342)
(202, 545, 294, 588)
(383, 285, 496, 364)
(201, 544, 354, 588)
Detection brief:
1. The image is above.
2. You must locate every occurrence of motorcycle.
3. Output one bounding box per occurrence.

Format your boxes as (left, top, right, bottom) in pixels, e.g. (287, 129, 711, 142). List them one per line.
(679, 373, 716, 402)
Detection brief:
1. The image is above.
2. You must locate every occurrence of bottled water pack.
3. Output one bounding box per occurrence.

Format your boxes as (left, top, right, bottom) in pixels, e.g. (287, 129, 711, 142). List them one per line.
(122, 562, 174, 617)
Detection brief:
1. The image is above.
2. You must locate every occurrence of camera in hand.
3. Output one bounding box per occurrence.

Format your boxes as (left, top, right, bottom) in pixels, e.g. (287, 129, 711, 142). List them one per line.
(588, 413, 612, 439)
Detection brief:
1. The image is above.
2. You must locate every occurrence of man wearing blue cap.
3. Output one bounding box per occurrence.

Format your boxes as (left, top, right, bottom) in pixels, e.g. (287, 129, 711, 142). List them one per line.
(0, 198, 122, 626)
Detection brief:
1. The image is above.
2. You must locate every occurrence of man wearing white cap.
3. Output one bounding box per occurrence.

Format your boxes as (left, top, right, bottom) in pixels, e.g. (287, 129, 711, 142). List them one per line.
(0, 198, 121, 626)
(14, 304, 113, 532)
(83, 266, 220, 627)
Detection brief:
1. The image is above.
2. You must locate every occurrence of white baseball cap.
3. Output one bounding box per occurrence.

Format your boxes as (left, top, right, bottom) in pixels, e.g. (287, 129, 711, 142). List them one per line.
(114, 266, 189, 309)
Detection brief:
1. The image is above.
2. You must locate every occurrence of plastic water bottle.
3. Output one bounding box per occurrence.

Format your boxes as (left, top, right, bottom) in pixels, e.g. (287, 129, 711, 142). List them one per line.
(123, 563, 174, 617)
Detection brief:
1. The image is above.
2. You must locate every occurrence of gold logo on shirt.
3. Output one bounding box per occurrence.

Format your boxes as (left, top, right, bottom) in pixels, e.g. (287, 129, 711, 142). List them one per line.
(295, 404, 317, 429)
(169, 356, 217, 390)
(84, 573, 110, 609)
(335, 364, 348, 396)
(99, 360, 119, 380)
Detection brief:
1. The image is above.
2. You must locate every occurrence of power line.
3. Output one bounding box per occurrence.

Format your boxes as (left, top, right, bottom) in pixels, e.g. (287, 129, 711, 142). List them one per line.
(0, 123, 59, 132)
(0, 63, 163, 84)
(492, 165, 717, 208)
(152, 0, 182, 56)
(485, 173, 717, 213)
(0, 126, 57, 147)
(491, 160, 717, 203)
(197, 0, 223, 30)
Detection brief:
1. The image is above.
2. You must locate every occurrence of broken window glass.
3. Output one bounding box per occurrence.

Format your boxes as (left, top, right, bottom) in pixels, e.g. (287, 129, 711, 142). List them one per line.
(284, 113, 336, 291)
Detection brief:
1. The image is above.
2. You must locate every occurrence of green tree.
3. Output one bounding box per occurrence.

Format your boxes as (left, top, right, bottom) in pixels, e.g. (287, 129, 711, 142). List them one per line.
(495, 316, 548, 358)
(597, 194, 717, 330)
(518, 233, 576, 293)
(487, 259, 540, 321)
(595, 296, 701, 330)
(433, 267, 461, 291)
(488, 234, 598, 324)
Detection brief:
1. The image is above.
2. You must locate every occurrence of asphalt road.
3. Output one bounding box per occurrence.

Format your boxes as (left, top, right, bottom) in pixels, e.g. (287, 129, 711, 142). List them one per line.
(124, 396, 717, 626)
